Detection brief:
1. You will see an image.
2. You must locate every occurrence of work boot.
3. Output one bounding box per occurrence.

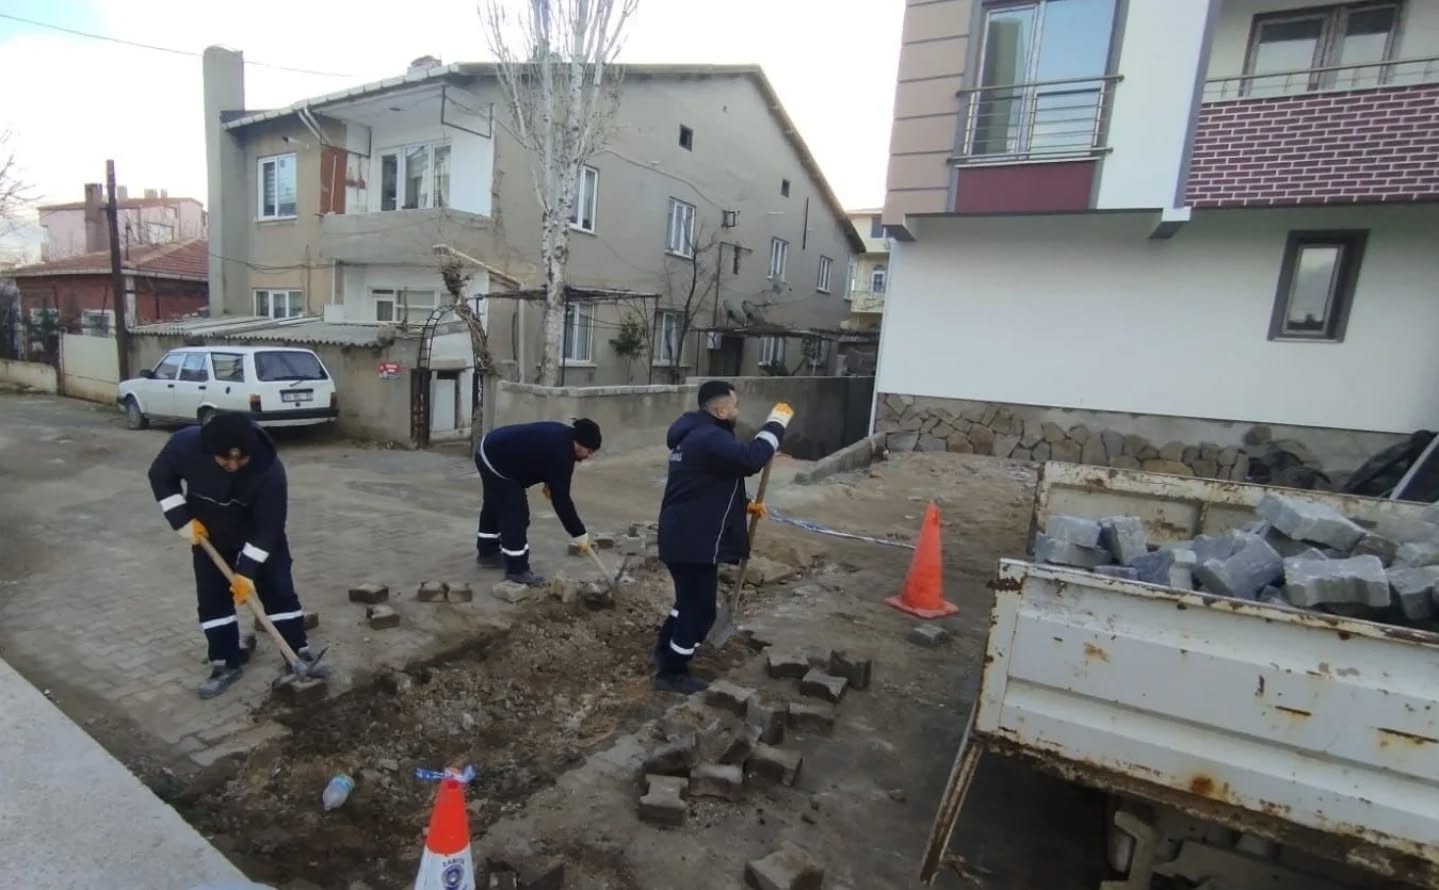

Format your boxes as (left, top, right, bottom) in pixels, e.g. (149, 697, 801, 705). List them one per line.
(505, 570, 547, 587)
(198, 662, 244, 699)
(653, 672, 708, 695)
(476, 551, 504, 569)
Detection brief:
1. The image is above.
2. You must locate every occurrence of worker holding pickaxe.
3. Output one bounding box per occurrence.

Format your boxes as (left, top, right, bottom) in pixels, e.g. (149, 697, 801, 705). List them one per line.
(148, 414, 328, 699)
(651, 381, 793, 694)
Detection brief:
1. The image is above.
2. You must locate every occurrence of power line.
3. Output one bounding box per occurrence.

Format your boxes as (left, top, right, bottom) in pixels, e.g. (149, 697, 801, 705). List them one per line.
(0, 12, 355, 78)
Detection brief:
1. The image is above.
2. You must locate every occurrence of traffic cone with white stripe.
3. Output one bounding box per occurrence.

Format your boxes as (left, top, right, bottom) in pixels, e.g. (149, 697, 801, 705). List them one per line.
(414, 771, 475, 890)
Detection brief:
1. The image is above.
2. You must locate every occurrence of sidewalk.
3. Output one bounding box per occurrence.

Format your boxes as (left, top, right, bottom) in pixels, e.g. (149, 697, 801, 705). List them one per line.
(0, 655, 249, 889)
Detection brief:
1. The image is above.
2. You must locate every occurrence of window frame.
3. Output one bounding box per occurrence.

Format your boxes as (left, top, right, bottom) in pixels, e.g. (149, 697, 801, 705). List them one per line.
(376, 142, 452, 212)
(81, 309, 114, 336)
(179, 353, 210, 383)
(211, 352, 246, 382)
(816, 256, 834, 294)
(871, 266, 888, 294)
(780, 179, 791, 198)
(562, 302, 595, 364)
(679, 125, 694, 151)
(254, 289, 305, 320)
(153, 353, 184, 380)
(372, 287, 440, 325)
(1242, 2, 1402, 96)
(653, 309, 684, 366)
(1267, 229, 1368, 343)
(759, 335, 786, 367)
(257, 153, 298, 221)
(570, 165, 600, 233)
(769, 237, 789, 282)
(666, 198, 696, 258)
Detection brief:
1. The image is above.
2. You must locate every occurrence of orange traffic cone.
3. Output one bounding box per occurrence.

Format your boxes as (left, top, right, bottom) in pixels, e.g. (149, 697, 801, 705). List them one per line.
(414, 772, 476, 890)
(886, 501, 958, 619)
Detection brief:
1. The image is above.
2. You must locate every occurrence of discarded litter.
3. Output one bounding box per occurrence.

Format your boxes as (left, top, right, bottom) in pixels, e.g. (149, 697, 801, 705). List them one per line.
(321, 773, 354, 811)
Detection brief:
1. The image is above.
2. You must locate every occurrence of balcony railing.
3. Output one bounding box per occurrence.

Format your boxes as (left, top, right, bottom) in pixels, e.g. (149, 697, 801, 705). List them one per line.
(954, 75, 1122, 165)
(1204, 56, 1439, 102)
(850, 289, 886, 314)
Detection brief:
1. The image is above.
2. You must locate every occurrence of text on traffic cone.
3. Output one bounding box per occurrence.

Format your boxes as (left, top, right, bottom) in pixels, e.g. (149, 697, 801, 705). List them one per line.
(414, 771, 475, 890)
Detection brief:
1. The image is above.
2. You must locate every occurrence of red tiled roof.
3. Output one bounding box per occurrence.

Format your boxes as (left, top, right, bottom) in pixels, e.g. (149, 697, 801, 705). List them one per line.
(38, 196, 203, 211)
(9, 239, 209, 282)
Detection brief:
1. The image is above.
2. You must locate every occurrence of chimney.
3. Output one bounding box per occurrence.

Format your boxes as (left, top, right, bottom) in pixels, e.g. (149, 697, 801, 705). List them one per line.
(407, 55, 442, 77)
(204, 46, 249, 317)
(144, 188, 158, 200)
(117, 186, 129, 201)
(83, 183, 108, 254)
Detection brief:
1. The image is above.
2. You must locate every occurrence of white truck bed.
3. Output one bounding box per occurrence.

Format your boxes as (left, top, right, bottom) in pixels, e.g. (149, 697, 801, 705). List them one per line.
(923, 464, 1439, 886)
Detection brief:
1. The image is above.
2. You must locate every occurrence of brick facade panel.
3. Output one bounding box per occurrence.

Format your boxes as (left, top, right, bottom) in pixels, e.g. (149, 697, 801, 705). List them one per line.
(1187, 83, 1439, 207)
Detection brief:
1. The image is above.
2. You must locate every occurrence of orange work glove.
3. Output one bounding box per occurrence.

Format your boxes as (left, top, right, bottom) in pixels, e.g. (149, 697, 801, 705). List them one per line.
(176, 518, 208, 546)
(230, 574, 256, 605)
(747, 501, 768, 520)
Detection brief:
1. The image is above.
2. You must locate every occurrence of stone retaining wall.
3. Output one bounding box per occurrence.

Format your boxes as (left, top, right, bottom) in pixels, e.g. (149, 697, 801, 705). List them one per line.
(877, 393, 1250, 479)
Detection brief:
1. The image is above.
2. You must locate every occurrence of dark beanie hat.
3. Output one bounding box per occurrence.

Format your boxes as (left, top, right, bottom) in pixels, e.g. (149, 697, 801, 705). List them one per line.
(572, 417, 602, 451)
(202, 412, 261, 458)
(698, 380, 734, 406)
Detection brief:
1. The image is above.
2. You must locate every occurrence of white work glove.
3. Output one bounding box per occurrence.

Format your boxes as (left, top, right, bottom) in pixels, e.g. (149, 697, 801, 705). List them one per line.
(766, 402, 795, 428)
(573, 533, 592, 554)
(176, 519, 208, 546)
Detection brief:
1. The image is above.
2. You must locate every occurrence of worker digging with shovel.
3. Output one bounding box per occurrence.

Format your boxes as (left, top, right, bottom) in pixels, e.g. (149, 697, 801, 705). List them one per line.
(652, 381, 793, 694)
(149, 413, 329, 699)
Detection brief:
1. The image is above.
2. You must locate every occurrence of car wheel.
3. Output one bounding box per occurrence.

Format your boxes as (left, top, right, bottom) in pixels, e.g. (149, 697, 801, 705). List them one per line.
(124, 398, 149, 431)
(198, 406, 216, 426)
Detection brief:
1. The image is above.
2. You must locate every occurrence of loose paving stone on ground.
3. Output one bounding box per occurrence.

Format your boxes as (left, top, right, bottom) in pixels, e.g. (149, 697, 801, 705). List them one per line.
(348, 583, 389, 604)
(689, 762, 744, 801)
(706, 680, 756, 716)
(639, 774, 688, 827)
(827, 650, 872, 690)
(798, 669, 847, 704)
(366, 604, 401, 629)
(744, 842, 824, 890)
(746, 697, 787, 744)
(416, 581, 448, 603)
(748, 743, 802, 785)
(765, 650, 810, 680)
(908, 625, 951, 647)
(786, 701, 836, 736)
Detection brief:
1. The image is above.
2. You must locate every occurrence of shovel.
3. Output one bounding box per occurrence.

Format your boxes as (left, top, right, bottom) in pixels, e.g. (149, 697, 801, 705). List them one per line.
(197, 537, 327, 683)
(708, 458, 774, 649)
(584, 546, 620, 597)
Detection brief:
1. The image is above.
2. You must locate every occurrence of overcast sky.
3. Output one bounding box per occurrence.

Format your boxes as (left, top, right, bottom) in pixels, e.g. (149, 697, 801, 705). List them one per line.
(0, 0, 902, 246)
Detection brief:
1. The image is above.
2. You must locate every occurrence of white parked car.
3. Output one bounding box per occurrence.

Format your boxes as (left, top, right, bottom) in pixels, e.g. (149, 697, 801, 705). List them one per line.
(117, 346, 339, 430)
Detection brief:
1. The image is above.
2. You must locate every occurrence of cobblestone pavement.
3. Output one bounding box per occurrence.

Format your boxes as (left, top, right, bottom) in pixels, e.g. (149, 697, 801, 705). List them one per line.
(0, 394, 700, 769)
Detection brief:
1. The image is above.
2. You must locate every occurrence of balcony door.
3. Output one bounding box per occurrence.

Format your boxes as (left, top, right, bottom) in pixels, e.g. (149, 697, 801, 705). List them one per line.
(1244, 3, 1400, 97)
(969, 0, 1118, 159)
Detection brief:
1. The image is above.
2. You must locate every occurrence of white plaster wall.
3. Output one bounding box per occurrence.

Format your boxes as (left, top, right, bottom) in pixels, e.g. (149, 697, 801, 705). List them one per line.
(338, 263, 490, 330)
(1094, 0, 1214, 210)
(879, 206, 1439, 433)
(1206, 0, 1439, 80)
(363, 103, 492, 217)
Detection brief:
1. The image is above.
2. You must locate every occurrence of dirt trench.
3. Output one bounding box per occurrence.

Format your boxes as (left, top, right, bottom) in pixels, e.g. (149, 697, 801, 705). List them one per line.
(175, 563, 755, 890)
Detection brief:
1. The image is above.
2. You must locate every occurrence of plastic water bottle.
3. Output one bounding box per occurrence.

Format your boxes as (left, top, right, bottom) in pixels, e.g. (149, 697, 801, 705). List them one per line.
(321, 774, 354, 811)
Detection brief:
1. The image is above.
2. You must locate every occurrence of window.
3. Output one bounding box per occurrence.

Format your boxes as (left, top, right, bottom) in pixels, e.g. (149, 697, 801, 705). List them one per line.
(179, 353, 209, 382)
(1244, 3, 1399, 96)
(654, 310, 683, 365)
(869, 216, 885, 239)
(679, 125, 694, 150)
(871, 266, 888, 294)
(372, 288, 438, 326)
(81, 309, 113, 336)
(969, 0, 1117, 157)
(780, 179, 791, 198)
(256, 351, 328, 381)
(212, 353, 246, 382)
(144, 222, 174, 244)
(768, 237, 789, 281)
(1269, 230, 1367, 342)
(570, 165, 599, 233)
(153, 353, 183, 380)
(759, 336, 786, 367)
(804, 338, 829, 368)
(258, 154, 297, 220)
(254, 289, 304, 320)
(817, 256, 834, 294)
(666, 198, 696, 257)
(563, 303, 594, 363)
(378, 143, 451, 211)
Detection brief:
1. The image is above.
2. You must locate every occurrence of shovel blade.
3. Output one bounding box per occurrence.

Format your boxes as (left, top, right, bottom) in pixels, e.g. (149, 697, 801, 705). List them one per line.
(708, 604, 737, 648)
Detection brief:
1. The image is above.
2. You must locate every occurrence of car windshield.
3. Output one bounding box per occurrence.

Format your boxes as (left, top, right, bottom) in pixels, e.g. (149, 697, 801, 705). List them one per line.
(254, 351, 328, 382)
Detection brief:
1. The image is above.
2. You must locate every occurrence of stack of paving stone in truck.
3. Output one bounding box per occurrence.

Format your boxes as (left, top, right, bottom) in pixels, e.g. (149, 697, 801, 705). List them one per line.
(1033, 494, 1439, 628)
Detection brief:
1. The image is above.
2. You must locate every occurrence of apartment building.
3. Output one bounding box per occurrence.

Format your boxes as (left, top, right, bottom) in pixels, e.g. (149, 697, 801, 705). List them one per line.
(202, 49, 861, 392)
(845, 209, 890, 329)
(874, 0, 1439, 472)
(38, 186, 206, 261)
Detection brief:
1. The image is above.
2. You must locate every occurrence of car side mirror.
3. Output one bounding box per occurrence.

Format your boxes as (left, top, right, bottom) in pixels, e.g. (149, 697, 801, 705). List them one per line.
(140, 369, 156, 379)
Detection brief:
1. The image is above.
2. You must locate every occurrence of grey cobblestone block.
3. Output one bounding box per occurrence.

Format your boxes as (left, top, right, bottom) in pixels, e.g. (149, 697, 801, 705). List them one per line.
(799, 670, 847, 704)
(1100, 516, 1148, 565)
(747, 743, 802, 786)
(907, 625, 950, 647)
(1195, 535, 1283, 600)
(746, 697, 787, 745)
(1045, 515, 1102, 547)
(706, 680, 756, 716)
(1093, 565, 1139, 581)
(348, 583, 389, 604)
(765, 650, 810, 680)
(1284, 555, 1391, 608)
(366, 604, 401, 629)
(827, 650, 872, 690)
(786, 701, 836, 736)
(416, 581, 448, 603)
(1034, 534, 1113, 569)
(1395, 540, 1439, 567)
(1256, 493, 1366, 551)
(492, 580, 532, 603)
(1387, 565, 1439, 620)
(744, 842, 824, 890)
(639, 774, 687, 827)
(689, 762, 744, 800)
(643, 733, 697, 777)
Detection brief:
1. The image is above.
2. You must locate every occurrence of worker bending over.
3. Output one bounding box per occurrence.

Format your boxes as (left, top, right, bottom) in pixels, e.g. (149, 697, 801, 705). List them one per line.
(149, 414, 327, 699)
(475, 418, 602, 586)
(653, 381, 793, 694)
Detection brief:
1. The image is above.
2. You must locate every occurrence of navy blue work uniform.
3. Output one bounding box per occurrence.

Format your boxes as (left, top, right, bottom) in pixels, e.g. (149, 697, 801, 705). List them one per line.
(475, 421, 588, 575)
(149, 424, 309, 667)
(655, 411, 786, 675)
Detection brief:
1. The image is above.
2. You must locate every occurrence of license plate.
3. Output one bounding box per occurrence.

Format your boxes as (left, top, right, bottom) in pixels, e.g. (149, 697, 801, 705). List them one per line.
(281, 390, 313, 404)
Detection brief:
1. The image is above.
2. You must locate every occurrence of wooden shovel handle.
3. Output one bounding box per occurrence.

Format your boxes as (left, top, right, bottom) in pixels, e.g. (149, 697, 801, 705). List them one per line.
(730, 459, 775, 598)
(197, 537, 301, 667)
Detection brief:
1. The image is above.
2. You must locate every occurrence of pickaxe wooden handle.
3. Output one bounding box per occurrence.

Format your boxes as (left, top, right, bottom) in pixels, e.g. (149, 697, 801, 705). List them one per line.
(197, 537, 302, 669)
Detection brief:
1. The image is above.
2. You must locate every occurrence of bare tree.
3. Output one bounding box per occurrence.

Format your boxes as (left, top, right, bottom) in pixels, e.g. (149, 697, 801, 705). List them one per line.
(0, 131, 33, 236)
(616, 225, 718, 384)
(483, 0, 639, 385)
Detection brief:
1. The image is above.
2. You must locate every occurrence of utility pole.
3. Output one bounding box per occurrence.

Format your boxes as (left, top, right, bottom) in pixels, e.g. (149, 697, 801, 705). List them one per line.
(106, 160, 131, 380)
